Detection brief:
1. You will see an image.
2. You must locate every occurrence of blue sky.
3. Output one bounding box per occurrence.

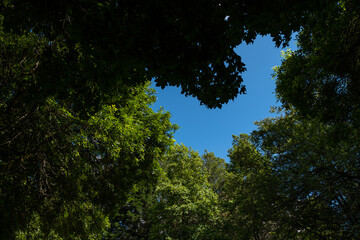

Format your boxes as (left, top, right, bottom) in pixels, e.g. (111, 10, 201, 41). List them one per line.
(152, 35, 297, 161)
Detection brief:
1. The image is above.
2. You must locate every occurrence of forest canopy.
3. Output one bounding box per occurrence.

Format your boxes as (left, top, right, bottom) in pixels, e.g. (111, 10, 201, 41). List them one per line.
(1, 0, 359, 239)
(1, 0, 334, 109)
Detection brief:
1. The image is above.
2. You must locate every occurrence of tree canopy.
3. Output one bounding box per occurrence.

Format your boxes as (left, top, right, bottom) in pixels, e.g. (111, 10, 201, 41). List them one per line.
(1, 79, 176, 239)
(2, 0, 360, 239)
(104, 144, 220, 240)
(274, 0, 360, 123)
(1, 0, 334, 109)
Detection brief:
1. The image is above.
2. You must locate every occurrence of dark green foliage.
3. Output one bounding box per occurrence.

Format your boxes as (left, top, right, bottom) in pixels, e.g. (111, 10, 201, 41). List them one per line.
(269, 2, 360, 236)
(252, 113, 360, 239)
(0, 9, 178, 238)
(221, 115, 360, 240)
(0, 87, 176, 239)
(103, 183, 155, 240)
(1, 0, 334, 109)
(104, 144, 220, 240)
(0, 36, 176, 238)
(219, 134, 280, 240)
(202, 151, 227, 194)
(274, 0, 360, 123)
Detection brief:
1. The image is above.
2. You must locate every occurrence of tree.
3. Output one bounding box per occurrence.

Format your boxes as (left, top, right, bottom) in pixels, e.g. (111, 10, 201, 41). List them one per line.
(218, 134, 280, 240)
(150, 144, 220, 239)
(104, 144, 220, 240)
(269, 1, 360, 237)
(103, 182, 156, 240)
(1, 0, 334, 109)
(274, 0, 360, 123)
(222, 114, 360, 239)
(0, 78, 176, 239)
(247, 112, 360, 239)
(0, 14, 177, 239)
(202, 151, 228, 194)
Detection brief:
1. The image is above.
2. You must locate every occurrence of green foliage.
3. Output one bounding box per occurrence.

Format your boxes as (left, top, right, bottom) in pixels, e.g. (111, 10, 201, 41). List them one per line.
(250, 112, 360, 239)
(103, 182, 155, 240)
(274, 0, 360, 123)
(268, 3, 360, 236)
(1, 0, 334, 108)
(0, 17, 176, 239)
(104, 144, 221, 240)
(0, 53, 176, 239)
(151, 144, 219, 239)
(2, 1, 359, 239)
(202, 151, 228, 194)
(218, 134, 279, 240)
(219, 109, 360, 240)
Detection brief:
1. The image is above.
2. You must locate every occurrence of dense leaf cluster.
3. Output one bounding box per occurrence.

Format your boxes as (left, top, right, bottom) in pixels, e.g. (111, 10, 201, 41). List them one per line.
(0, 25, 176, 238)
(275, 0, 360, 123)
(1, 0, 333, 108)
